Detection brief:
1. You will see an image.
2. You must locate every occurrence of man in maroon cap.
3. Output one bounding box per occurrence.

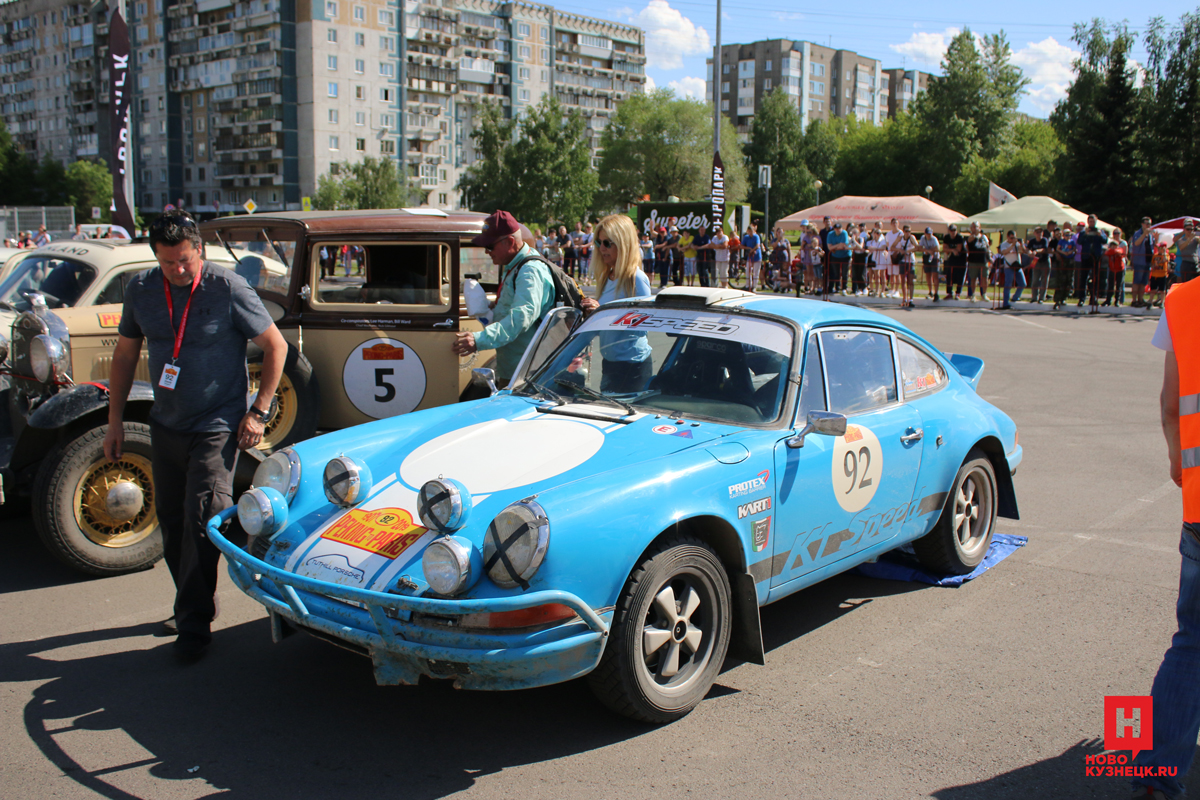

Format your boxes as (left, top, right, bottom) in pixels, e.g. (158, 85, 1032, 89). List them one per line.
(452, 209, 555, 384)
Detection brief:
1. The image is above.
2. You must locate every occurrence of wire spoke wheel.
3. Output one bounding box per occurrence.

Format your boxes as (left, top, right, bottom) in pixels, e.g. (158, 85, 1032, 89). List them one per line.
(74, 453, 157, 548)
(247, 363, 299, 452)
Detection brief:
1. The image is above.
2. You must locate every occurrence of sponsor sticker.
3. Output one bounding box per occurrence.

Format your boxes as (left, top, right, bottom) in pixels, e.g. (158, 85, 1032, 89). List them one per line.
(737, 497, 772, 519)
(97, 311, 122, 328)
(843, 425, 864, 443)
(361, 343, 405, 360)
(303, 554, 365, 582)
(652, 424, 678, 435)
(729, 469, 770, 498)
(342, 337, 427, 419)
(752, 516, 771, 552)
(672, 429, 693, 439)
(610, 311, 740, 335)
(321, 507, 427, 558)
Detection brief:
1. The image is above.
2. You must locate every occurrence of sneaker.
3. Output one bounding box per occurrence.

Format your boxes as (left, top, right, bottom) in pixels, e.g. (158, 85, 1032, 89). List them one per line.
(158, 616, 178, 637)
(892, 290, 901, 298)
(173, 632, 211, 664)
(968, 294, 977, 302)
(933, 294, 939, 302)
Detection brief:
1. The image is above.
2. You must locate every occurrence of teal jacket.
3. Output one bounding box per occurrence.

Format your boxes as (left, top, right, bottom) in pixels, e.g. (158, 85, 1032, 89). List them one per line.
(473, 245, 555, 380)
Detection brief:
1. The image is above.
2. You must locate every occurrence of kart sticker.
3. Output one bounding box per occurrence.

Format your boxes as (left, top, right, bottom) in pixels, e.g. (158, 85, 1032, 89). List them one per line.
(320, 507, 427, 558)
(737, 497, 771, 519)
(729, 469, 770, 498)
(343, 337, 427, 419)
(752, 516, 771, 552)
(652, 424, 678, 435)
(831, 424, 883, 513)
(97, 311, 122, 328)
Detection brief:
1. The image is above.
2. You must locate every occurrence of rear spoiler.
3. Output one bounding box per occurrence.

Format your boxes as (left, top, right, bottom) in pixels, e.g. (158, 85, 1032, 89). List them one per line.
(946, 353, 985, 391)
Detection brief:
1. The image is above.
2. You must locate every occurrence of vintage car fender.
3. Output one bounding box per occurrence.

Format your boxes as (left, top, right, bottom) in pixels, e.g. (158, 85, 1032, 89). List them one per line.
(26, 380, 155, 431)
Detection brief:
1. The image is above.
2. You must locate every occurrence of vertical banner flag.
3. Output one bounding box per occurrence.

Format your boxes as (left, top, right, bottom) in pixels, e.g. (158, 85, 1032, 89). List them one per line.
(711, 152, 726, 235)
(988, 181, 1017, 209)
(108, 9, 136, 234)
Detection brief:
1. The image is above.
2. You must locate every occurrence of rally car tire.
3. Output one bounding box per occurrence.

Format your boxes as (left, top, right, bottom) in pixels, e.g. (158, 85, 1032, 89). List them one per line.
(33, 422, 163, 576)
(248, 345, 319, 453)
(589, 536, 731, 724)
(913, 449, 997, 575)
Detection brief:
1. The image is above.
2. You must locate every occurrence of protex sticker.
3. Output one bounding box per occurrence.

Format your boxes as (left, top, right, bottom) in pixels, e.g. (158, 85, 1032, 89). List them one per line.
(737, 497, 772, 519)
(729, 469, 770, 498)
(320, 507, 427, 558)
(652, 424, 678, 435)
(97, 311, 122, 328)
(752, 516, 772, 552)
(832, 424, 883, 513)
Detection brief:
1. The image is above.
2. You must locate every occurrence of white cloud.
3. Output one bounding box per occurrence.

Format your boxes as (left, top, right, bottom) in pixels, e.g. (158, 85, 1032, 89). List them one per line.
(890, 28, 960, 67)
(629, 0, 710, 71)
(1011, 37, 1078, 85)
(1023, 83, 1070, 115)
(645, 74, 657, 91)
(668, 76, 706, 100)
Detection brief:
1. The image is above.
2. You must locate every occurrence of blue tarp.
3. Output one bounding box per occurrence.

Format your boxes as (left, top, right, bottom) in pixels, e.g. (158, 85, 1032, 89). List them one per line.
(851, 533, 1028, 587)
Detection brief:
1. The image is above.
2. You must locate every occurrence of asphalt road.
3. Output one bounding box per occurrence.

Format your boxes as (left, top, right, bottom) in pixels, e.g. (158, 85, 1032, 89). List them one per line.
(0, 305, 1184, 800)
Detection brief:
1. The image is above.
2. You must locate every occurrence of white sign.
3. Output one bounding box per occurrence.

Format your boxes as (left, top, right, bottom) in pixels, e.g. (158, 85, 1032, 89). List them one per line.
(243, 199, 257, 214)
(91, 206, 102, 219)
(342, 338, 427, 418)
(759, 165, 772, 189)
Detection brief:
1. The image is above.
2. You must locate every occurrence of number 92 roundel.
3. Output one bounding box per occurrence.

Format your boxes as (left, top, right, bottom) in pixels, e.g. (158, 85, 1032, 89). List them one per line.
(830, 424, 882, 513)
(343, 337, 428, 419)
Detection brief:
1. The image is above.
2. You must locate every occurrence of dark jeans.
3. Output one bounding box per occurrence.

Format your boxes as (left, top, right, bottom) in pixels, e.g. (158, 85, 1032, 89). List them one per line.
(697, 259, 713, 287)
(948, 265, 966, 296)
(656, 259, 670, 288)
(600, 357, 653, 394)
(1076, 256, 1106, 303)
(150, 422, 239, 641)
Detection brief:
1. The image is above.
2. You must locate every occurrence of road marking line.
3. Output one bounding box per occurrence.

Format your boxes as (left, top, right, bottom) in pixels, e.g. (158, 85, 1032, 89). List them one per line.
(1090, 479, 1179, 530)
(985, 310, 1069, 333)
(1072, 532, 1178, 554)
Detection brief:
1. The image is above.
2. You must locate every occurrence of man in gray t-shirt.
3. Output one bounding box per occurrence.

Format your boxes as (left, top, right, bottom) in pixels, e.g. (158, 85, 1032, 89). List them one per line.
(104, 211, 287, 662)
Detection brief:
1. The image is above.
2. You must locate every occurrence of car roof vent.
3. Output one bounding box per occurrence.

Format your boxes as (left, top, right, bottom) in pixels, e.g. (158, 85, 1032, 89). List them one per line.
(655, 287, 757, 306)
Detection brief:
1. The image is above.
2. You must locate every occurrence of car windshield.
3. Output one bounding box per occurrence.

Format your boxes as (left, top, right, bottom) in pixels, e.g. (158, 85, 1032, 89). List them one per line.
(524, 306, 795, 425)
(0, 254, 97, 311)
(201, 228, 296, 297)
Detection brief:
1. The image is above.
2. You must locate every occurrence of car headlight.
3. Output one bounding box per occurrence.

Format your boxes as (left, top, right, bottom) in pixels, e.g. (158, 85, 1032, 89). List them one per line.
(323, 456, 372, 507)
(252, 449, 301, 502)
(417, 478, 471, 533)
(30, 334, 65, 383)
(421, 535, 481, 596)
(237, 486, 289, 538)
(483, 500, 549, 589)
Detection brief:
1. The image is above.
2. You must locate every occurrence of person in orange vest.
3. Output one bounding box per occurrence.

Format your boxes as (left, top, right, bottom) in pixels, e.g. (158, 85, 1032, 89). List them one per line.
(1136, 279, 1200, 799)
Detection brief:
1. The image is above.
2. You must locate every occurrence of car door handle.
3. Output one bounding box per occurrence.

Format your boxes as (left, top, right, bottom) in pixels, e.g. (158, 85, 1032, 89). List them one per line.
(900, 428, 924, 444)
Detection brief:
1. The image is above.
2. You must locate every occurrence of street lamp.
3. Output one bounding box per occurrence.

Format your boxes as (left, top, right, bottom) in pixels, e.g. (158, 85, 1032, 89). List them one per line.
(924, 185, 933, 200)
(814, 179, 823, 206)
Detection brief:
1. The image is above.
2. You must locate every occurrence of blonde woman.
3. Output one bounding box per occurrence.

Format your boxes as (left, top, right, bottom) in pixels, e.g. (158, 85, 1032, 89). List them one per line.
(580, 214, 653, 392)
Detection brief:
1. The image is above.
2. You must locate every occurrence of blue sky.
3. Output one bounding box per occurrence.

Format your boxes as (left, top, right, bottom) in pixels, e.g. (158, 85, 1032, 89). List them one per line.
(548, 0, 1197, 118)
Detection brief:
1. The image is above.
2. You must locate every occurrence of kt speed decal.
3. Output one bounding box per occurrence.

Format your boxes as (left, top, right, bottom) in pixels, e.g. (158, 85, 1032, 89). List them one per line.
(343, 338, 428, 418)
(831, 424, 883, 513)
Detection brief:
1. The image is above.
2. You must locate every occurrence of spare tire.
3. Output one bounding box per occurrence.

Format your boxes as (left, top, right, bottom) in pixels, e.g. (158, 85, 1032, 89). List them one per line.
(247, 343, 320, 453)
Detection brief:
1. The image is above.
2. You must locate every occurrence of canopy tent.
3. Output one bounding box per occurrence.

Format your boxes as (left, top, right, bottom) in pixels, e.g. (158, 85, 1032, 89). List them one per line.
(1151, 216, 1200, 238)
(777, 195, 964, 235)
(957, 196, 1116, 234)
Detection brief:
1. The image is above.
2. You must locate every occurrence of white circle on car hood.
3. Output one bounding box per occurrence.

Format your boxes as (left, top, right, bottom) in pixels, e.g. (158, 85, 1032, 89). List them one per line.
(399, 416, 606, 494)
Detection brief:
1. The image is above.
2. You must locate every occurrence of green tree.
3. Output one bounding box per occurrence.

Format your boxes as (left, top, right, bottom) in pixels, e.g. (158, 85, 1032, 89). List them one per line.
(744, 87, 813, 219)
(1141, 11, 1200, 220)
(310, 156, 421, 211)
(458, 96, 596, 224)
(948, 119, 1064, 215)
(1052, 20, 1141, 227)
(35, 155, 68, 206)
(64, 160, 114, 223)
(596, 88, 747, 209)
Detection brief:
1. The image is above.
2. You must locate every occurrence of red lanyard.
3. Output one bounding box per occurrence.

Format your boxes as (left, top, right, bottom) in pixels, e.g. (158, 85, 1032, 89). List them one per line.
(161, 268, 202, 363)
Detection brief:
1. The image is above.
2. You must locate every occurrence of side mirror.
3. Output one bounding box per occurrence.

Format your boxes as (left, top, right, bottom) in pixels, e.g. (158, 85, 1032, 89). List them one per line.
(787, 410, 847, 449)
(473, 367, 498, 396)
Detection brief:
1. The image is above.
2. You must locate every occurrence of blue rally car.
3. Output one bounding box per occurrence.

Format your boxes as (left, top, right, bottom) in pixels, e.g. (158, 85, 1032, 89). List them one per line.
(207, 287, 1021, 723)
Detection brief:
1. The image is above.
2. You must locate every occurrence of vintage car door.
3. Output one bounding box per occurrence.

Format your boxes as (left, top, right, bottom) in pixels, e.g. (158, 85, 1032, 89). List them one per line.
(769, 327, 924, 593)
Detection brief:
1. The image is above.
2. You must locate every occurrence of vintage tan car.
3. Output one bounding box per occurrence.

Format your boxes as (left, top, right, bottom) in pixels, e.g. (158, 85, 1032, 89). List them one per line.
(1, 210, 503, 576)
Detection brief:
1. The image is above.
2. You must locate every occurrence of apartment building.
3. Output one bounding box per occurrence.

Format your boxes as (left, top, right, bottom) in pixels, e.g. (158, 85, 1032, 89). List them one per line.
(0, 0, 107, 170)
(885, 67, 932, 117)
(706, 39, 931, 138)
(0, 0, 643, 217)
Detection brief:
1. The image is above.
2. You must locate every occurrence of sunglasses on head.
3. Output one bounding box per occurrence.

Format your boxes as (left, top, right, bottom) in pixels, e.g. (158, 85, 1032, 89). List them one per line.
(150, 213, 196, 231)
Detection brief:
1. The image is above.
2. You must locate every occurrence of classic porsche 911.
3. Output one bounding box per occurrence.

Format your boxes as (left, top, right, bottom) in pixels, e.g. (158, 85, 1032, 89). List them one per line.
(206, 287, 1021, 723)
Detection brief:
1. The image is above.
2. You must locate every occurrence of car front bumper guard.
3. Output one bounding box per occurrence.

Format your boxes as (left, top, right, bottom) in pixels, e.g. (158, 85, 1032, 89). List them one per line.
(206, 508, 610, 690)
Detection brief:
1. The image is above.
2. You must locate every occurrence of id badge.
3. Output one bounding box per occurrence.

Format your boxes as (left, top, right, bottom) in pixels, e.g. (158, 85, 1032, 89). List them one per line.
(159, 363, 181, 390)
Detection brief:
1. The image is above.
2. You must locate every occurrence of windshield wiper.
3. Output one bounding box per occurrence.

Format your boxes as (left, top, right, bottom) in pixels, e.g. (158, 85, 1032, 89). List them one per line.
(521, 379, 565, 406)
(212, 230, 243, 268)
(554, 377, 636, 416)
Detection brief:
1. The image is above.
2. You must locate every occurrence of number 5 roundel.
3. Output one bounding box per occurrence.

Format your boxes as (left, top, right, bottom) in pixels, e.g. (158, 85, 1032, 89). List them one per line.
(343, 337, 428, 419)
(830, 424, 882, 512)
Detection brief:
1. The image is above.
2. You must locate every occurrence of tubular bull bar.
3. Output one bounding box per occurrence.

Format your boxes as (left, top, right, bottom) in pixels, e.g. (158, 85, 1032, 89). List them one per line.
(205, 508, 610, 689)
